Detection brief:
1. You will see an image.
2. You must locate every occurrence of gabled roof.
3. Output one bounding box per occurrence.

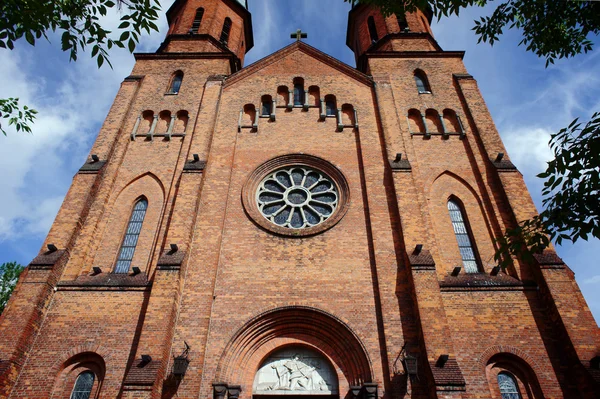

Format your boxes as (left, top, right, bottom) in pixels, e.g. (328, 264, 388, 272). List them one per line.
(224, 41, 373, 88)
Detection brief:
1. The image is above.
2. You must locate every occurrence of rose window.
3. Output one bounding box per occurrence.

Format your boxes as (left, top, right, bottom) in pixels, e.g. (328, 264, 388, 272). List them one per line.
(256, 166, 339, 229)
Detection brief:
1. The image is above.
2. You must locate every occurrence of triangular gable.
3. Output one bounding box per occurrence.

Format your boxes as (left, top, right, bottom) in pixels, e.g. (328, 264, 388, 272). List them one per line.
(224, 41, 373, 88)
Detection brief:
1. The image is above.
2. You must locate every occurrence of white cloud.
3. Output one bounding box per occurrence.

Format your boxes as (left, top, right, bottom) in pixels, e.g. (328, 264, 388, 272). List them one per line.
(583, 275, 600, 285)
(501, 127, 553, 173)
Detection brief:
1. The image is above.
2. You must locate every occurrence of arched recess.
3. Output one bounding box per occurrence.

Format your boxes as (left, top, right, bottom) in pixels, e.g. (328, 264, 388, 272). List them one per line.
(215, 306, 373, 393)
(50, 350, 107, 399)
(91, 172, 165, 274)
(482, 351, 545, 399)
(429, 171, 496, 275)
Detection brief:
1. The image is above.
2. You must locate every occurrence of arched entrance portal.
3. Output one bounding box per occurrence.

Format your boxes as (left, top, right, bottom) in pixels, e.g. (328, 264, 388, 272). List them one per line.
(253, 347, 339, 397)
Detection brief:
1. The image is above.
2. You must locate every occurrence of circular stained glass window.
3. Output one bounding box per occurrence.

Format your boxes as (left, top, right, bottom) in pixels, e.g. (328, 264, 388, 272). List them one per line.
(256, 166, 339, 229)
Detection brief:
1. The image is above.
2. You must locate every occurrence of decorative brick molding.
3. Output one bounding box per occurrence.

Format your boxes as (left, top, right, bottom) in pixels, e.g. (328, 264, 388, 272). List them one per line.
(533, 250, 566, 269)
(123, 75, 144, 82)
(453, 73, 474, 81)
(157, 250, 186, 270)
(440, 272, 535, 291)
(389, 158, 411, 171)
(28, 249, 66, 270)
(78, 160, 107, 173)
(492, 159, 518, 171)
(407, 249, 436, 271)
(123, 359, 161, 387)
(183, 159, 206, 172)
(57, 272, 150, 290)
(429, 357, 466, 389)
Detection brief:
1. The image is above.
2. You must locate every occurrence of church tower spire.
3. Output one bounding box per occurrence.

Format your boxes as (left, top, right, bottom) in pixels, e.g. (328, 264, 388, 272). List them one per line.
(160, 0, 254, 69)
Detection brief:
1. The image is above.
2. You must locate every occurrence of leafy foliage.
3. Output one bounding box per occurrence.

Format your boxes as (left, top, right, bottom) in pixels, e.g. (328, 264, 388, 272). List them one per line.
(495, 113, 600, 267)
(347, 0, 600, 66)
(0, 98, 38, 136)
(0, 261, 25, 314)
(0, 0, 161, 136)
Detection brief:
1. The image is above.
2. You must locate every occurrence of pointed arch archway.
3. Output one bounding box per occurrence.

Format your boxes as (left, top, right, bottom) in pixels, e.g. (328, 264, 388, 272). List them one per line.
(216, 306, 374, 396)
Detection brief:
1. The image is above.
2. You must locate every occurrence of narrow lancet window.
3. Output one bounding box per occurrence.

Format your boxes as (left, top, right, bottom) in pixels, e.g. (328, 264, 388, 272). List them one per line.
(261, 95, 272, 116)
(70, 372, 95, 399)
(168, 71, 183, 94)
(220, 17, 232, 44)
(497, 372, 521, 399)
(325, 95, 336, 116)
(294, 82, 305, 106)
(448, 199, 478, 273)
(115, 199, 148, 273)
(368, 16, 378, 42)
(191, 8, 204, 33)
(414, 70, 431, 93)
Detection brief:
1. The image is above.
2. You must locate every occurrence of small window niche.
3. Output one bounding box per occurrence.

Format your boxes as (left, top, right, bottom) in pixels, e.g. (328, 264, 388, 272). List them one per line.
(260, 95, 275, 121)
(142, 110, 155, 133)
(414, 69, 431, 94)
(425, 109, 444, 135)
(167, 71, 184, 95)
(443, 109, 465, 138)
(407, 109, 425, 135)
(239, 104, 258, 132)
(337, 104, 358, 132)
(307, 85, 320, 110)
(293, 77, 305, 107)
(321, 94, 337, 121)
(157, 110, 171, 133)
(277, 86, 290, 110)
(175, 110, 189, 134)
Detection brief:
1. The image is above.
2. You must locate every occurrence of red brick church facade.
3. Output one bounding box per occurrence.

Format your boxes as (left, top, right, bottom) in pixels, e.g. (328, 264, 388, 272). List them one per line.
(1, 1, 599, 398)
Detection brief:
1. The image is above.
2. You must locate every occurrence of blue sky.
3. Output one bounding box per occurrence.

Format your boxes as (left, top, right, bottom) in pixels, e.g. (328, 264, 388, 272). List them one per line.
(1, 0, 599, 322)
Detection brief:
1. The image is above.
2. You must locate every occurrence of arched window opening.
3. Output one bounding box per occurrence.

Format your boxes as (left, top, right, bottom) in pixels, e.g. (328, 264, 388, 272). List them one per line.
(396, 13, 408, 31)
(443, 109, 461, 133)
(158, 110, 171, 133)
(368, 16, 378, 42)
(261, 95, 273, 116)
(325, 95, 337, 116)
(414, 69, 431, 93)
(141, 110, 154, 132)
(175, 110, 189, 133)
(407, 109, 425, 133)
(243, 104, 256, 126)
(425, 109, 443, 133)
(191, 8, 204, 33)
(308, 85, 320, 107)
(220, 17, 232, 44)
(70, 371, 95, 399)
(276, 86, 289, 107)
(293, 78, 305, 106)
(168, 71, 183, 94)
(498, 372, 522, 399)
(447, 199, 479, 273)
(341, 104, 355, 126)
(115, 199, 148, 274)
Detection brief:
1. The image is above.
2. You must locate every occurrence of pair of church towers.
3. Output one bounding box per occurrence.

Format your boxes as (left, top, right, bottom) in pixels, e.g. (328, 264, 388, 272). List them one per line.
(1, 0, 599, 398)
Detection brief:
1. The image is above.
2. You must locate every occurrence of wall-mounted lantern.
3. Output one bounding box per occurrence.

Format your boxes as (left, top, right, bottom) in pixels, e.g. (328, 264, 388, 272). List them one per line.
(173, 341, 191, 378)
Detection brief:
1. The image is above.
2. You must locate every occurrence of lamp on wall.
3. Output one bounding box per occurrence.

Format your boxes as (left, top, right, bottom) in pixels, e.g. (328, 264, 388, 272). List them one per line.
(436, 354, 449, 367)
(132, 266, 141, 275)
(451, 266, 461, 276)
(173, 341, 191, 378)
(91, 154, 100, 162)
(414, 244, 423, 255)
(170, 243, 179, 253)
(92, 266, 102, 275)
(490, 266, 501, 276)
(47, 243, 58, 252)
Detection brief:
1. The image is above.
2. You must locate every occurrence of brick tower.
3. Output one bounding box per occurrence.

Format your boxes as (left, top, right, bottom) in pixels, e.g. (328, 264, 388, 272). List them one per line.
(0, 1, 598, 399)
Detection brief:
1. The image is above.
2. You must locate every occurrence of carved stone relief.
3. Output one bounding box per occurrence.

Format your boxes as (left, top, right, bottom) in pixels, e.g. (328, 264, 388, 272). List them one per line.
(253, 347, 338, 395)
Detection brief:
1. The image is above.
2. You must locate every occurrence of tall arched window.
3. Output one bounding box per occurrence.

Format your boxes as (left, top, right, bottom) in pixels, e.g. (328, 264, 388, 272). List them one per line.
(414, 70, 431, 93)
(115, 199, 148, 274)
(70, 371, 95, 399)
(497, 372, 522, 399)
(168, 71, 183, 94)
(368, 16, 378, 42)
(191, 8, 204, 33)
(447, 199, 479, 273)
(293, 79, 305, 106)
(220, 17, 232, 44)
